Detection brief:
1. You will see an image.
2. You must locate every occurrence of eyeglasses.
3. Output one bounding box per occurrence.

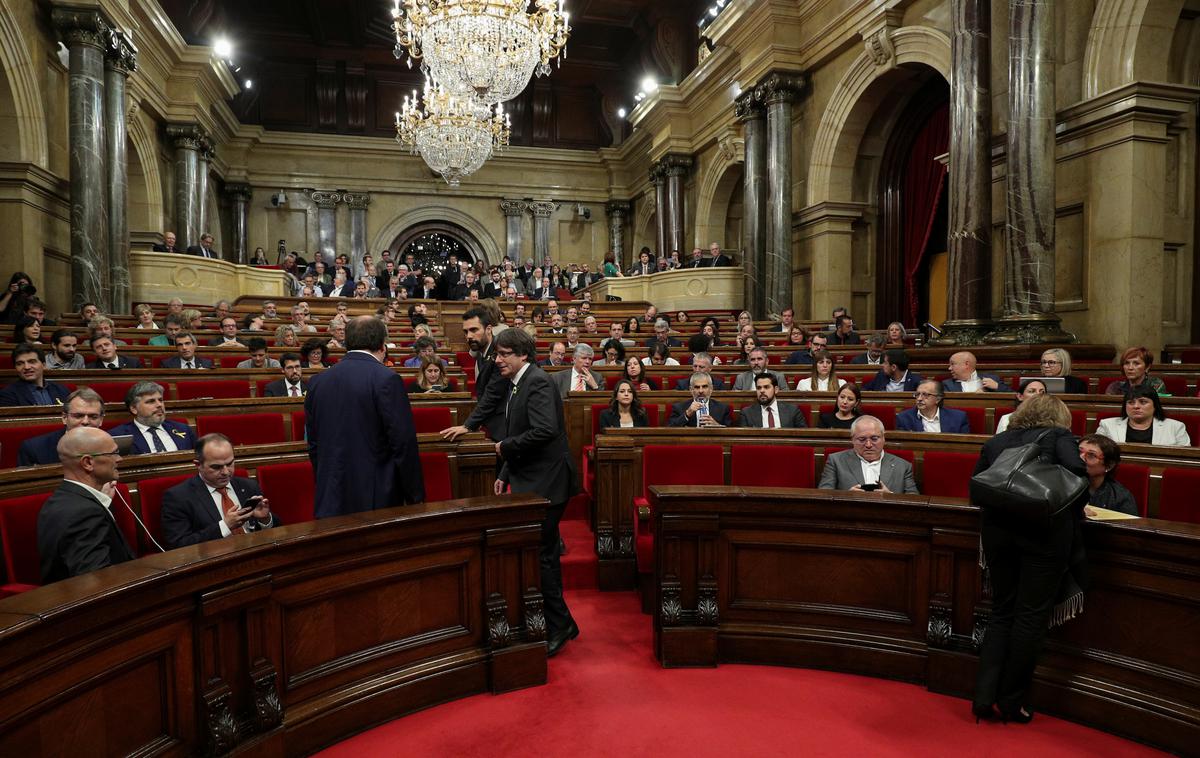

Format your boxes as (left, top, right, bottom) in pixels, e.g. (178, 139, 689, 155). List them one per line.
(1080, 451, 1104, 462)
(853, 435, 883, 444)
(913, 392, 938, 399)
(1040, 359, 1061, 366)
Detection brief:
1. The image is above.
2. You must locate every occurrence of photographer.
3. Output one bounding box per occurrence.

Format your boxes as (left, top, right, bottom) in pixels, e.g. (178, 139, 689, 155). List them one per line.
(0, 272, 37, 324)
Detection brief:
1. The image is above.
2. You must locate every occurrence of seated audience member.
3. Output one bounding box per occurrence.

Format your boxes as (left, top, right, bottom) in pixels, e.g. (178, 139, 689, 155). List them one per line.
(274, 324, 300, 348)
(795, 349, 845, 392)
(402, 336, 446, 368)
(324, 318, 347, 350)
(819, 383, 863, 429)
(736, 311, 753, 332)
(994, 379, 1048, 433)
(213, 300, 232, 320)
(1096, 384, 1191, 446)
(826, 306, 848, 331)
(241, 313, 266, 332)
(774, 307, 796, 334)
(109, 381, 196, 454)
(627, 249, 655, 276)
(551, 344, 602, 397)
(14, 316, 42, 344)
(23, 298, 54, 327)
(263, 353, 306, 398)
(739, 373, 806, 428)
(686, 333, 722, 365)
(291, 306, 317, 333)
(896, 379, 971, 433)
(668, 372, 732, 427)
(786, 332, 828, 364)
(1039, 347, 1088, 393)
(36, 426, 133, 584)
(209, 316, 246, 348)
(301, 338, 329, 369)
(161, 433, 278, 549)
(19, 388, 106, 466)
(250, 247, 270, 265)
(849, 333, 886, 364)
(885, 321, 907, 346)
(1078, 434, 1139, 517)
(1104, 346, 1165, 395)
(582, 315, 599, 334)
(153, 231, 179, 253)
(564, 326, 582, 352)
(673, 352, 726, 390)
(599, 379, 650, 429)
(182, 308, 204, 332)
(86, 335, 143, 369)
(540, 341, 568, 368)
(412, 322, 435, 341)
(862, 349, 923, 392)
(736, 323, 757, 345)
(818, 415, 919, 493)
(624, 316, 642, 338)
(827, 315, 861, 345)
(645, 318, 681, 349)
(188, 233, 220, 259)
(708, 242, 732, 266)
(162, 332, 214, 369)
(261, 301, 278, 320)
(641, 305, 658, 324)
(732, 347, 787, 390)
(134, 303, 158, 329)
(607, 321, 635, 348)
(734, 334, 762, 364)
(622, 354, 659, 391)
(78, 302, 100, 323)
(644, 341, 680, 366)
(699, 317, 724, 347)
(162, 297, 184, 316)
(545, 313, 567, 334)
(149, 314, 185, 346)
(595, 338, 626, 367)
(786, 325, 808, 348)
(409, 357, 448, 393)
(237, 337, 281, 369)
(45, 329, 84, 370)
(88, 316, 127, 346)
(943, 351, 1011, 392)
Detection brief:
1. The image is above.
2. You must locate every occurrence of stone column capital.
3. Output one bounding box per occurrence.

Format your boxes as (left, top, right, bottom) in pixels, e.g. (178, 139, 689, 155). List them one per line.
(734, 89, 764, 122)
(662, 154, 694, 177)
(223, 182, 253, 202)
(52, 7, 112, 50)
(343, 192, 371, 210)
(308, 189, 342, 209)
(649, 162, 667, 184)
(605, 200, 631, 217)
(500, 199, 528, 217)
(104, 28, 138, 75)
(166, 123, 206, 151)
(755, 70, 807, 106)
(199, 140, 216, 162)
(528, 200, 556, 218)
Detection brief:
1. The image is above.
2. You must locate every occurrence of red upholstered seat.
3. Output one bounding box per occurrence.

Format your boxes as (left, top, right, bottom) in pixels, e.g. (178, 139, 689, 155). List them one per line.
(86, 381, 138, 404)
(411, 406, 452, 434)
(946, 406, 985, 434)
(216, 355, 243, 368)
(887, 448, 916, 464)
(196, 413, 287, 446)
(108, 482, 140, 557)
(256, 461, 315, 524)
(1070, 410, 1088, 436)
(135, 473, 193, 553)
(1158, 468, 1200, 523)
(859, 404, 896, 430)
(605, 374, 622, 390)
(920, 451, 979, 499)
(0, 491, 51, 591)
(1159, 375, 1190, 396)
(290, 410, 306, 441)
(1112, 464, 1150, 517)
(635, 445, 724, 573)
(1179, 414, 1200, 445)
(0, 423, 61, 469)
(420, 451, 453, 501)
(175, 380, 248, 400)
(730, 445, 814, 488)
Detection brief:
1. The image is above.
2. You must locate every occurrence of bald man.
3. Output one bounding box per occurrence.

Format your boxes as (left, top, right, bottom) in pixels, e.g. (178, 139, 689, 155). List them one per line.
(37, 427, 135, 584)
(942, 351, 1012, 393)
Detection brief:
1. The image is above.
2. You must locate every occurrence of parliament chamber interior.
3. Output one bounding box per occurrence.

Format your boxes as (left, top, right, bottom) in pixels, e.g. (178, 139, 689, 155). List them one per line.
(0, 0, 1197, 755)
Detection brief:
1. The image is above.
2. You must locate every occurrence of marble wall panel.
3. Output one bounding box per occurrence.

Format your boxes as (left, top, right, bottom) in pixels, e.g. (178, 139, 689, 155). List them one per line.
(1054, 204, 1086, 311)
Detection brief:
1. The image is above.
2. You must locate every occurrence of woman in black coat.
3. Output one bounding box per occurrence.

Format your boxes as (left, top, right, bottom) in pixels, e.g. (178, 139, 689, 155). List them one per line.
(971, 394, 1087, 724)
(597, 379, 649, 429)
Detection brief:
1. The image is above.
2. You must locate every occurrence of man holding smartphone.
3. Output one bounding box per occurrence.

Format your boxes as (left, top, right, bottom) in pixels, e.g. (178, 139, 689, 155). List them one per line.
(818, 416, 919, 494)
(161, 433, 279, 549)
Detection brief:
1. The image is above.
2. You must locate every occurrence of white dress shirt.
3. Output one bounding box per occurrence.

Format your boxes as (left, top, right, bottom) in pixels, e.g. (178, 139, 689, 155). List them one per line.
(133, 419, 179, 452)
(206, 479, 242, 538)
(959, 372, 982, 392)
(758, 401, 781, 428)
(886, 371, 910, 392)
(796, 377, 848, 392)
(858, 454, 882, 485)
(919, 408, 942, 433)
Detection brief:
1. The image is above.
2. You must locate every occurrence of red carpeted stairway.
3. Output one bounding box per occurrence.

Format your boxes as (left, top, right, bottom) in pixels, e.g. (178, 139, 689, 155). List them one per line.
(317, 512, 1164, 757)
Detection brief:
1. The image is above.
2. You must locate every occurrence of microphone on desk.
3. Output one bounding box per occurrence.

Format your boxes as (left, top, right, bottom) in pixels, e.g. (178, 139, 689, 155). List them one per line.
(115, 486, 165, 553)
(924, 322, 943, 336)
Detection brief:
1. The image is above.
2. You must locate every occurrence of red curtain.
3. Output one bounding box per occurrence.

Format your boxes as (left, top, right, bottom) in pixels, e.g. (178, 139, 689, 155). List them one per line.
(901, 102, 950, 328)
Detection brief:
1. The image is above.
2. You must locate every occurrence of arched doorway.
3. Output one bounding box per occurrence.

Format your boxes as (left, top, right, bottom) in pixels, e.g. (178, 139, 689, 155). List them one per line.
(390, 221, 483, 279)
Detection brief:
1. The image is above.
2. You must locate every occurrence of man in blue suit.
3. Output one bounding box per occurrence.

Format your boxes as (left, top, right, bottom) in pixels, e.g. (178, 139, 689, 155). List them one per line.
(862, 350, 924, 392)
(108, 381, 197, 454)
(942, 351, 1011, 393)
(161, 333, 214, 369)
(18, 388, 107, 466)
(896, 379, 972, 433)
(306, 316, 424, 518)
(0, 344, 70, 407)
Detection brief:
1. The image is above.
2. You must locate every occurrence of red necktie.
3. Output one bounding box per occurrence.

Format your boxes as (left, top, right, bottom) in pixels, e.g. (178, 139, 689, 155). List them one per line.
(290, 385, 300, 397)
(217, 486, 245, 535)
(574, 374, 584, 391)
(766, 407, 776, 428)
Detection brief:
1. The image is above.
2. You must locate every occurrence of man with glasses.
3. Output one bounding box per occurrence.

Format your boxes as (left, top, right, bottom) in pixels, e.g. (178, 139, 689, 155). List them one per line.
(37, 426, 134, 583)
(818, 415, 918, 493)
(862, 349, 922, 392)
(897, 379, 971, 433)
(19, 388, 106, 466)
(786, 332, 828, 365)
(109, 381, 197, 455)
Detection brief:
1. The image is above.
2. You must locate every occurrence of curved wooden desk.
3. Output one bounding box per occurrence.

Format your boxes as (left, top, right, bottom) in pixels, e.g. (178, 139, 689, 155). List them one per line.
(0, 496, 548, 756)
(649, 486, 1200, 754)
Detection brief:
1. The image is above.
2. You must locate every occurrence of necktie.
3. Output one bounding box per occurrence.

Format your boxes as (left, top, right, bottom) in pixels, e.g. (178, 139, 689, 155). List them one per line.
(185, 361, 193, 369)
(290, 385, 300, 397)
(107, 363, 119, 370)
(216, 486, 245, 536)
(766, 407, 776, 428)
(574, 373, 584, 391)
(147, 426, 168, 453)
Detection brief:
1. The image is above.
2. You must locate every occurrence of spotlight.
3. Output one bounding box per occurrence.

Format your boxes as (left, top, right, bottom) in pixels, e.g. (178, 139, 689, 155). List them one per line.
(641, 77, 658, 93)
(244, 79, 253, 89)
(213, 37, 233, 59)
(617, 107, 627, 118)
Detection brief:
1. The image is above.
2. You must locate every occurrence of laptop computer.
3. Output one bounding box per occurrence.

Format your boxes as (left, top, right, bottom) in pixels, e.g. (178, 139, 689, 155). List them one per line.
(1020, 376, 1066, 393)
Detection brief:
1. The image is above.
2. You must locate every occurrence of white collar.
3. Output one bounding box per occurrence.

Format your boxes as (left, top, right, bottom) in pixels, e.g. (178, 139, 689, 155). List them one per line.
(348, 349, 381, 362)
(134, 418, 167, 433)
(857, 453, 884, 468)
(64, 478, 113, 509)
(511, 361, 532, 387)
(918, 406, 941, 422)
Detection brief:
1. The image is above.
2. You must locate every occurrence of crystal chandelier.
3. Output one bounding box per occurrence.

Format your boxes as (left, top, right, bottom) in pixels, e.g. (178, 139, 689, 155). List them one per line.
(395, 78, 512, 187)
(391, 0, 571, 105)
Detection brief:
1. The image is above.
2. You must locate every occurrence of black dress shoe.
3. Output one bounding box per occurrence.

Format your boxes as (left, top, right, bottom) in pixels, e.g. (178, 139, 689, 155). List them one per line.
(547, 622, 580, 657)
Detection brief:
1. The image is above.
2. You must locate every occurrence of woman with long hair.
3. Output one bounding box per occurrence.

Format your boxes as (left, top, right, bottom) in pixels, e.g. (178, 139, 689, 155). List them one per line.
(274, 324, 300, 347)
(622, 354, 659, 391)
(795, 349, 845, 392)
(410, 356, 448, 393)
(597, 379, 648, 429)
(13, 316, 41, 344)
(818, 383, 862, 429)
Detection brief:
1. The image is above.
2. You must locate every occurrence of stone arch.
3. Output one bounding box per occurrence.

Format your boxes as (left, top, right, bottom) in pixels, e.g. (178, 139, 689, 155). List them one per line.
(1083, 0, 1185, 98)
(126, 111, 163, 234)
(694, 155, 744, 252)
(631, 191, 656, 259)
(807, 25, 951, 206)
(0, 6, 48, 167)
(371, 205, 501, 265)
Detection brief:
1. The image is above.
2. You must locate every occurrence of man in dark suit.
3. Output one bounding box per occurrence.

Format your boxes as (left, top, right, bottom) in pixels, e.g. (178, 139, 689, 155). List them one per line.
(482, 271, 505, 299)
(417, 275, 438, 300)
(943, 351, 1012, 393)
(441, 307, 508, 443)
(827, 315, 861, 345)
(0, 344, 71, 407)
(644, 319, 681, 349)
(207, 317, 245, 348)
(306, 316, 424, 518)
(152, 231, 180, 253)
(862, 349, 923, 392)
(818, 416, 919, 494)
(108, 381, 197, 455)
(491, 327, 579, 656)
(161, 332, 214, 369)
(707, 242, 732, 267)
(668, 372, 732, 427)
(685, 248, 706, 268)
(896, 380, 972, 433)
(19, 388, 106, 466)
(85, 336, 143, 369)
(185, 233, 218, 258)
(263, 353, 307, 398)
(848, 334, 886, 365)
(161, 433, 279, 549)
(323, 272, 356, 299)
(550, 344, 603, 398)
(739, 374, 806, 428)
(671, 353, 726, 391)
(785, 333, 828, 365)
(37, 426, 135, 583)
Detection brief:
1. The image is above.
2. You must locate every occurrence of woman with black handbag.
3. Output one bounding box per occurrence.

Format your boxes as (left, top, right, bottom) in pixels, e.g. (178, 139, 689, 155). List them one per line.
(970, 394, 1088, 724)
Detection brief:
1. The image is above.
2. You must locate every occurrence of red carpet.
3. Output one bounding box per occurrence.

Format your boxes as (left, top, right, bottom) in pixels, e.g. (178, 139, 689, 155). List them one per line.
(317, 517, 1164, 757)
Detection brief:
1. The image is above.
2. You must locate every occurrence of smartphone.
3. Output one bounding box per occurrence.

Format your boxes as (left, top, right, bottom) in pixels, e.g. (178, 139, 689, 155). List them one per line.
(860, 483, 879, 492)
(241, 495, 263, 512)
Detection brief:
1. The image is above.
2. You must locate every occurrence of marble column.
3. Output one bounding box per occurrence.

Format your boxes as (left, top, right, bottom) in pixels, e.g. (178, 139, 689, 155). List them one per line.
(54, 7, 111, 311)
(166, 124, 203, 251)
(104, 30, 136, 314)
(663, 154, 693, 256)
(310, 190, 341, 261)
(529, 201, 556, 265)
(651, 163, 669, 257)
(196, 141, 212, 249)
(605, 201, 630, 269)
(501, 199, 527, 262)
(344, 192, 371, 275)
(756, 71, 805, 317)
(224, 183, 252, 264)
(736, 89, 767, 318)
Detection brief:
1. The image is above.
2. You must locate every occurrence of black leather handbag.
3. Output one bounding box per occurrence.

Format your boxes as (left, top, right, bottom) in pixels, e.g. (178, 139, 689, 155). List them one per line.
(969, 430, 1087, 522)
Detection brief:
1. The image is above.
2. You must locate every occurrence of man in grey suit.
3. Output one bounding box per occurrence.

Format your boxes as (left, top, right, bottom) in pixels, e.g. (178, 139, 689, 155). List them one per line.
(550, 343, 603, 398)
(739, 373, 807, 428)
(732, 347, 788, 391)
(492, 328, 580, 657)
(818, 415, 919, 494)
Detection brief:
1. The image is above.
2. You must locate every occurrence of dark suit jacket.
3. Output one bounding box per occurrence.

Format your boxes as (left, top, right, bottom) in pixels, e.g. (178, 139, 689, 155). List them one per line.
(896, 406, 972, 434)
(152, 243, 180, 253)
(162, 355, 215, 369)
(942, 374, 1012, 393)
(161, 474, 276, 549)
(828, 331, 862, 345)
(263, 378, 307, 398)
(108, 419, 196, 455)
(207, 336, 245, 348)
(306, 352, 425, 517)
(19, 427, 66, 466)
(596, 409, 650, 430)
(0, 379, 71, 407)
(784, 349, 814, 365)
(463, 343, 507, 440)
(498, 365, 577, 506)
(86, 355, 143, 369)
(668, 398, 732, 427)
(708, 254, 732, 267)
(323, 283, 355, 298)
(644, 336, 682, 348)
(848, 353, 883, 365)
(862, 371, 924, 392)
(37, 480, 135, 584)
(738, 402, 807, 428)
(673, 375, 726, 391)
(186, 245, 219, 258)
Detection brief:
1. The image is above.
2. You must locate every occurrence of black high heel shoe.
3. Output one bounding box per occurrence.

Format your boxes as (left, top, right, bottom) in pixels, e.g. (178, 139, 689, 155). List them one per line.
(1000, 706, 1034, 724)
(972, 703, 999, 723)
